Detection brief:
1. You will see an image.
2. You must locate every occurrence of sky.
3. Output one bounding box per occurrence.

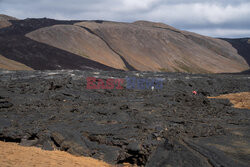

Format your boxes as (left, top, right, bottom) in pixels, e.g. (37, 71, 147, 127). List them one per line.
(0, 0, 250, 38)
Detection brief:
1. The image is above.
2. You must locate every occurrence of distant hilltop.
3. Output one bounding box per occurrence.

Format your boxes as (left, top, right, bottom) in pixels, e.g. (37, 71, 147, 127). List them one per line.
(0, 14, 249, 73)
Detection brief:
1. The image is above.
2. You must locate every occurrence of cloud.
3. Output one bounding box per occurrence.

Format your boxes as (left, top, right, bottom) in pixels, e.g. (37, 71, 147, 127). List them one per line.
(0, 0, 249, 37)
(189, 28, 250, 38)
(141, 2, 250, 29)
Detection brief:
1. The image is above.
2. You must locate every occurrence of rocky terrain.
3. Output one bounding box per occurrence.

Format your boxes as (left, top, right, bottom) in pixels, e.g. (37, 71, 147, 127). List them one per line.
(0, 15, 249, 73)
(0, 70, 249, 167)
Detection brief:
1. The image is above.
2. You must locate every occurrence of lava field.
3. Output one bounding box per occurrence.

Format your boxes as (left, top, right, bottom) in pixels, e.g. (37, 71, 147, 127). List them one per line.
(0, 70, 249, 167)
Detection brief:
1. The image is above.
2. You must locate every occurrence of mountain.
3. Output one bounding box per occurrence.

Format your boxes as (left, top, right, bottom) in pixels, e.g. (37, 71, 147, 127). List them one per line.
(26, 24, 127, 70)
(0, 17, 118, 71)
(0, 15, 249, 73)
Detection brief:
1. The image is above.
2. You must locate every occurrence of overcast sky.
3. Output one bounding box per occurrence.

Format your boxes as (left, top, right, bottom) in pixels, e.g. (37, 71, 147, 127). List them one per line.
(1, 0, 250, 38)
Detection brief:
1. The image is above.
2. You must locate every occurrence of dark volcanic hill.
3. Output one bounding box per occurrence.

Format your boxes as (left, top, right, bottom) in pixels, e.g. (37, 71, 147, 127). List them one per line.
(220, 38, 250, 74)
(221, 38, 250, 66)
(0, 14, 249, 73)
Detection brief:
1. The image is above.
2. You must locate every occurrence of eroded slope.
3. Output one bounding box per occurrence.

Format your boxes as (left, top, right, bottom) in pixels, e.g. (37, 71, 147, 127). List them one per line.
(26, 25, 126, 70)
(74, 21, 248, 73)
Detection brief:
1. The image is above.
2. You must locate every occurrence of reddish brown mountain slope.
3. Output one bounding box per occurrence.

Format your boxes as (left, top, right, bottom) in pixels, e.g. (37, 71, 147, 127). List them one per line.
(0, 18, 119, 71)
(26, 25, 126, 70)
(73, 21, 248, 73)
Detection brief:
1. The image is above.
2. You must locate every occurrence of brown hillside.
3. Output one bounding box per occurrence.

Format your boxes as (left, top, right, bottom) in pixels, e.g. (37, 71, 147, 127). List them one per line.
(26, 25, 126, 70)
(0, 54, 33, 70)
(0, 15, 249, 72)
(73, 21, 248, 73)
(0, 14, 17, 29)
